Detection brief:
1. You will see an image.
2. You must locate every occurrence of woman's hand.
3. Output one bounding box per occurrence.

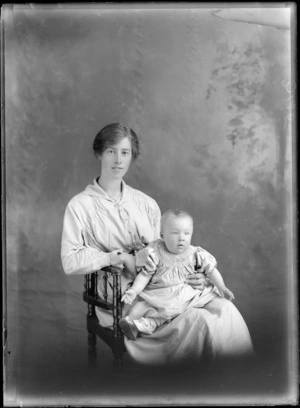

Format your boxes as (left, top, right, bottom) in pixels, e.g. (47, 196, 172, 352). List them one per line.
(109, 249, 124, 267)
(121, 288, 137, 305)
(195, 251, 215, 275)
(120, 253, 136, 278)
(186, 272, 206, 291)
(110, 250, 136, 269)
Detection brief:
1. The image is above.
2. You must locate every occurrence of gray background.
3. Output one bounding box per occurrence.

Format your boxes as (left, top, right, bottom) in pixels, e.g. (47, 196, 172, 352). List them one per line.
(3, 4, 297, 406)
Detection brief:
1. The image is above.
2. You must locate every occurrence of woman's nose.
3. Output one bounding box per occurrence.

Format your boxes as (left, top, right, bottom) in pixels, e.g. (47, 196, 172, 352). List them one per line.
(115, 151, 122, 163)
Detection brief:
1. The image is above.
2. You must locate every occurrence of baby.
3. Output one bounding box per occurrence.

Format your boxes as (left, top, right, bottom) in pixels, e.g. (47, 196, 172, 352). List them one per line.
(120, 209, 234, 340)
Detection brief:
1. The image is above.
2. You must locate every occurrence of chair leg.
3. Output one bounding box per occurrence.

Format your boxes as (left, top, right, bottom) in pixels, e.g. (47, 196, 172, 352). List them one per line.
(113, 336, 125, 369)
(112, 270, 124, 369)
(88, 332, 97, 366)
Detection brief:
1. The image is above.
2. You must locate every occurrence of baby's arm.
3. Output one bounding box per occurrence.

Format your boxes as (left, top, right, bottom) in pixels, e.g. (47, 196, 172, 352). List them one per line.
(209, 268, 235, 301)
(121, 272, 152, 305)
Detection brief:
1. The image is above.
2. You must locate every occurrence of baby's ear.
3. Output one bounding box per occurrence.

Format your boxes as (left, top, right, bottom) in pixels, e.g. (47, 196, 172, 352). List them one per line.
(160, 232, 164, 239)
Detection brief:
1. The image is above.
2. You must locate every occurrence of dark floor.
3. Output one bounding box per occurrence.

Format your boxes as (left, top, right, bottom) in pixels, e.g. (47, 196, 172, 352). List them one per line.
(4, 291, 298, 408)
(4, 327, 296, 407)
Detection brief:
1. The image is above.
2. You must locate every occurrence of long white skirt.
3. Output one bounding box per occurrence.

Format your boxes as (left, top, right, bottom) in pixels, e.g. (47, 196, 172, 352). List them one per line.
(124, 297, 254, 365)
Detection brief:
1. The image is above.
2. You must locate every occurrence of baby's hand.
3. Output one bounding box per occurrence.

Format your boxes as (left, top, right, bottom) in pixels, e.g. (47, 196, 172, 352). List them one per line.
(121, 288, 137, 305)
(222, 287, 235, 301)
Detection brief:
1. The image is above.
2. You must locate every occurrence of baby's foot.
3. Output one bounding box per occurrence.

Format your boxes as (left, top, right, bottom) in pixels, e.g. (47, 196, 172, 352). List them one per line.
(119, 317, 139, 340)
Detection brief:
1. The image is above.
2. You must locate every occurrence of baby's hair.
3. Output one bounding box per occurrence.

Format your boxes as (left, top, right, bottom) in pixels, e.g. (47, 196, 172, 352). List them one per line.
(161, 209, 194, 232)
(93, 123, 140, 159)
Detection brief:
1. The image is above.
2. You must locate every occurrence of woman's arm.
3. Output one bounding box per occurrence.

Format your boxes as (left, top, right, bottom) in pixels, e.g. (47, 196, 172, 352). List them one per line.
(61, 202, 123, 275)
(152, 201, 162, 240)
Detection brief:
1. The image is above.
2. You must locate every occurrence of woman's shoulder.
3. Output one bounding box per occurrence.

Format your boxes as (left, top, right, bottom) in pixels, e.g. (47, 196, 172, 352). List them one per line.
(66, 184, 98, 211)
(67, 193, 86, 206)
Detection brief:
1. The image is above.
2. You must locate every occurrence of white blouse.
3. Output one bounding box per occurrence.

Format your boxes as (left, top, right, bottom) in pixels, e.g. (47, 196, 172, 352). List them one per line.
(61, 178, 161, 327)
(61, 178, 161, 276)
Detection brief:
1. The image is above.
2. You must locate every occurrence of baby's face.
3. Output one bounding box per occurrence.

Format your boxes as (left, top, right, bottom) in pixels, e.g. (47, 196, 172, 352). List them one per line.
(162, 215, 193, 254)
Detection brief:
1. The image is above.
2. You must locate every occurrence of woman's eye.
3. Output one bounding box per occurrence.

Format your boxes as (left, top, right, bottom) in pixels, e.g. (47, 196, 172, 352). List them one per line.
(122, 151, 130, 156)
(107, 150, 114, 154)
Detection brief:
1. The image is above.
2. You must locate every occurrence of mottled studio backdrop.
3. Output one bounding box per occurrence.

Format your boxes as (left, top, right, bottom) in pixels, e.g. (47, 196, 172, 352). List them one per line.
(4, 5, 296, 406)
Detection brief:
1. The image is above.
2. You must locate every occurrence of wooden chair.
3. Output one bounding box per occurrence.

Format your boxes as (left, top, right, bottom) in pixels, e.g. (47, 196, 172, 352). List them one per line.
(83, 266, 126, 368)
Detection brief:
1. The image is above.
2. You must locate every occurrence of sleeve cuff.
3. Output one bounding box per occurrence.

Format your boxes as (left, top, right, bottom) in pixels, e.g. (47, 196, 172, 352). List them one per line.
(92, 252, 112, 272)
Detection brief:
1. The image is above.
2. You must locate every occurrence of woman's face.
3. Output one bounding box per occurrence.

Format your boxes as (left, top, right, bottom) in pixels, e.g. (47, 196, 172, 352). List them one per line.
(99, 137, 133, 180)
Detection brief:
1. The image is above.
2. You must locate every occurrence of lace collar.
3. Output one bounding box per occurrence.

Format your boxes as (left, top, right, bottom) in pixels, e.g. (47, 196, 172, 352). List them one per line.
(156, 240, 194, 266)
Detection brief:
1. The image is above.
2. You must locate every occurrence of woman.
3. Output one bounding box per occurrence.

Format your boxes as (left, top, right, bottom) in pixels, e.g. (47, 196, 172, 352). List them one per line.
(61, 123, 254, 364)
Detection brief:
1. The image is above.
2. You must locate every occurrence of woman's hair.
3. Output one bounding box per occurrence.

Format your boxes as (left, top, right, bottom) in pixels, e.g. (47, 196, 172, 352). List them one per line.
(93, 123, 140, 159)
(161, 209, 194, 232)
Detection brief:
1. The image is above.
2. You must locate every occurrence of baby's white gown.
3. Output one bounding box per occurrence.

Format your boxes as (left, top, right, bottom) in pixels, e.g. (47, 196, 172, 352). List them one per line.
(125, 240, 254, 364)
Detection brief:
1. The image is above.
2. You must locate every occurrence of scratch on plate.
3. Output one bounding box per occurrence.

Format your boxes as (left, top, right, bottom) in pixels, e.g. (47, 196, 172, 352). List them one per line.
(211, 9, 290, 30)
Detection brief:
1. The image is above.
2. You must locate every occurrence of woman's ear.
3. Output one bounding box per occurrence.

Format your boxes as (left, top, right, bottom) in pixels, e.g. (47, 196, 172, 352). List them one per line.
(160, 232, 164, 239)
(95, 153, 103, 167)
